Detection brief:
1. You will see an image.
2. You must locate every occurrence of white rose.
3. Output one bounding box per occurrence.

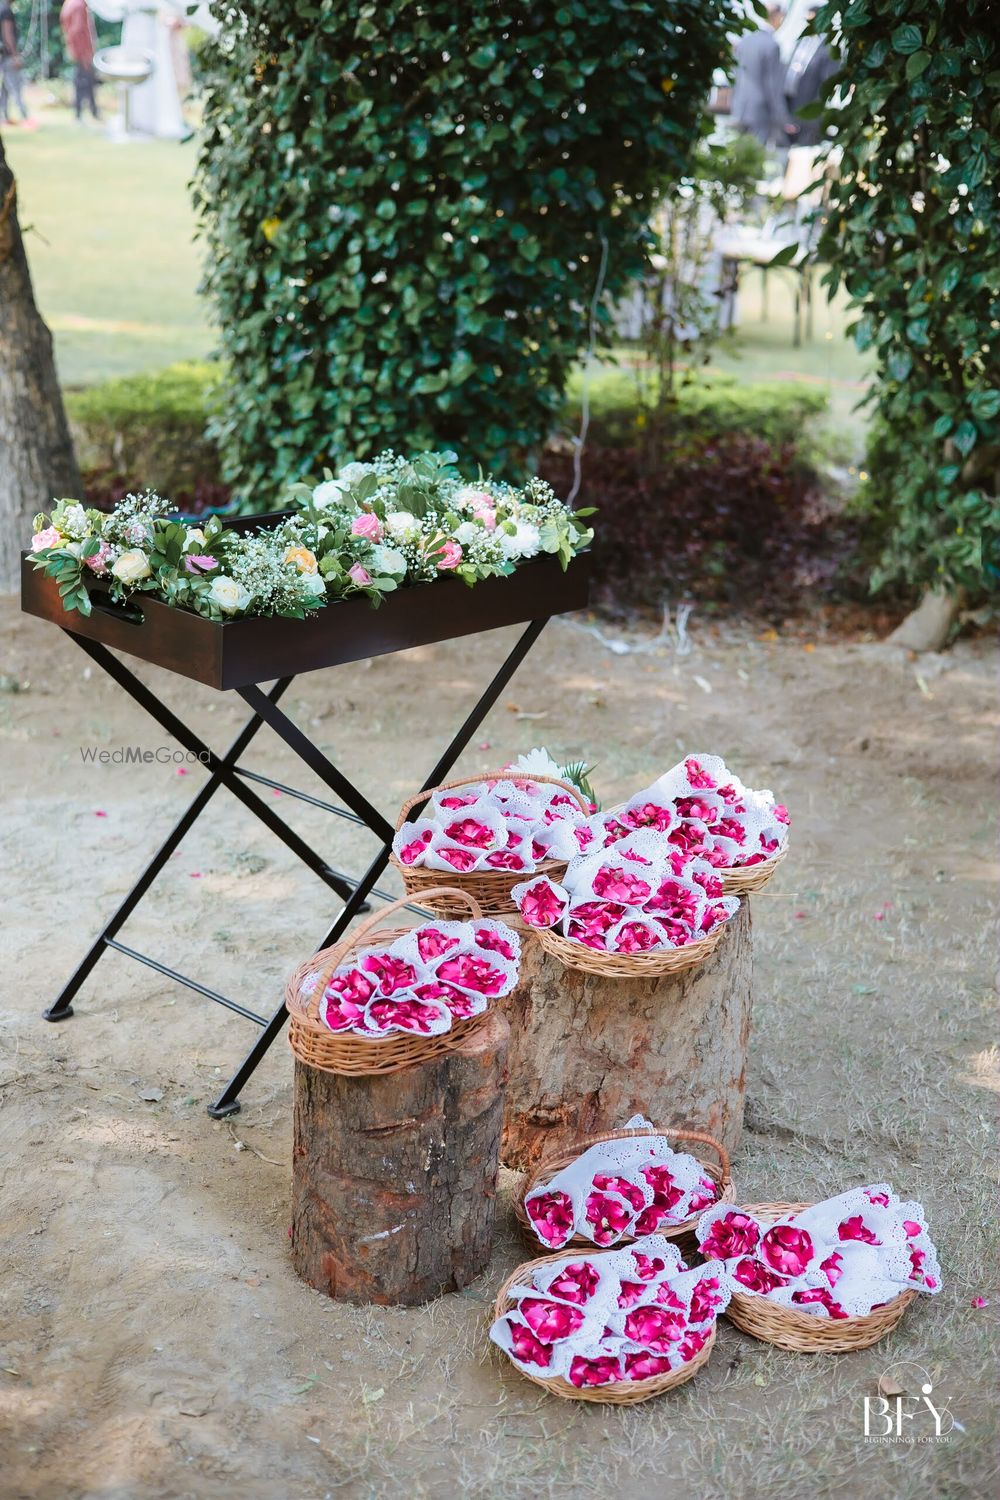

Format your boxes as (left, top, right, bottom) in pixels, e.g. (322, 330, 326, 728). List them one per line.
(185, 527, 206, 548)
(300, 572, 327, 597)
(370, 544, 407, 577)
(111, 549, 152, 584)
(207, 575, 253, 614)
(312, 479, 347, 509)
(337, 461, 376, 486)
(454, 522, 479, 545)
(454, 486, 493, 512)
(385, 511, 419, 541)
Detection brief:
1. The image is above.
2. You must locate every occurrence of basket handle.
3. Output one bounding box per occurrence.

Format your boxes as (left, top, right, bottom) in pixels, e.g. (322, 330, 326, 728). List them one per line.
(305, 886, 483, 1020)
(395, 769, 591, 831)
(664, 1127, 731, 1184)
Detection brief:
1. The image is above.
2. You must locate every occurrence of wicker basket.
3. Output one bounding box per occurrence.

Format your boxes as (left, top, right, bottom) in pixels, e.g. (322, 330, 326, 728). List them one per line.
(492, 1251, 717, 1403)
(514, 1125, 734, 1248)
(390, 770, 591, 918)
(534, 914, 729, 979)
(724, 1201, 919, 1352)
(720, 847, 787, 896)
(285, 888, 490, 1077)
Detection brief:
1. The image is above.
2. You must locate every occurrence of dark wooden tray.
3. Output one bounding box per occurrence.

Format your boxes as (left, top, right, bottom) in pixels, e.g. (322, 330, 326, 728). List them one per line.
(21, 550, 591, 690)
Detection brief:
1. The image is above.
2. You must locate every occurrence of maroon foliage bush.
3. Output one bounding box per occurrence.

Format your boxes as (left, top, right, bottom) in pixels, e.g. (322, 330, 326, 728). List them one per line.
(541, 437, 858, 618)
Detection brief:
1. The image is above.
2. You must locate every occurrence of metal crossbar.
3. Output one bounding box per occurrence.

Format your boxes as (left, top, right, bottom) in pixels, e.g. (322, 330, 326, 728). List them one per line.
(42, 618, 548, 1117)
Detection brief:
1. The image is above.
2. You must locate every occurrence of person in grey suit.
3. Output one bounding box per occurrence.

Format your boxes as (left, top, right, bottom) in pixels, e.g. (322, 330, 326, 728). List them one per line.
(731, 6, 788, 147)
(784, 11, 839, 147)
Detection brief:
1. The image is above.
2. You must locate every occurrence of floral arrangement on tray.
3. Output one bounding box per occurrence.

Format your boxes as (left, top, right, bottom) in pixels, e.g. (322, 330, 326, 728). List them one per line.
(696, 1186, 941, 1318)
(511, 828, 740, 955)
(301, 914, 521, 1038)
(524, 1117, 722, 1248)
(491, 1236, 730, 1389)
(391, 774, 589, 878)
(27, 451, 594, 622)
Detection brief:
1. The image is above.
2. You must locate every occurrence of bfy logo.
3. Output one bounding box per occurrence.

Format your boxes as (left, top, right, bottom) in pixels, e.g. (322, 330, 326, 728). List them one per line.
(863, 1362, 959, 1444)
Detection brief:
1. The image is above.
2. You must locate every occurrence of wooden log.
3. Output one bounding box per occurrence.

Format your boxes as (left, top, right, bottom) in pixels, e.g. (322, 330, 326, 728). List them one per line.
(291, 1009, 509, 1307)
(499, 901, 753, 1172)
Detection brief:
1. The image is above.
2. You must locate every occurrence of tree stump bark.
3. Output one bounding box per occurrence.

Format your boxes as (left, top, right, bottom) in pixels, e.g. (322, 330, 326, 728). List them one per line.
(499, 901, 753, 1172)
(292, 1009, 509, 1307)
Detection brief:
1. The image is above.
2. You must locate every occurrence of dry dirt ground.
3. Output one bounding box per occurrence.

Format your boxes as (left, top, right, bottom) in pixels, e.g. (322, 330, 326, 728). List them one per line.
(1, 595, 997, 1500)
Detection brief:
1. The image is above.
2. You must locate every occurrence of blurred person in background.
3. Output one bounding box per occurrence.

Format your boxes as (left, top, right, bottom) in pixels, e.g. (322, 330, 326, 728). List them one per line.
(0, 0, 29, 125)
(783, 8, 838, 146)
(61, 0, 101, 121)
(730, 4, 788, 146)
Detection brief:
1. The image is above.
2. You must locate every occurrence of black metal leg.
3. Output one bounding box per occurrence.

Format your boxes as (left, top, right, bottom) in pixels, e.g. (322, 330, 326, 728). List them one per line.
(206, 618, 550, 1117)
(69, 637, 356, 902)
(44, 673, 294, 1021)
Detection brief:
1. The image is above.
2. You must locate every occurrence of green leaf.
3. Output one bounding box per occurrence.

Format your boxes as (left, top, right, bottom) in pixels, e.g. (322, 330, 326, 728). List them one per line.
(931, 414, 953, 439)
(969, 390, 1000, 422)
(891, 24, 922, 55)
(951, 421, 977, 458)
(905, 51, 931, 81)
(766, 243, 800, 269)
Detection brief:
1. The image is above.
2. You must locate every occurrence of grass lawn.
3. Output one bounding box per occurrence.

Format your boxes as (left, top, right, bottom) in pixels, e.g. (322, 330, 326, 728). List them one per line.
(5, 95, 871, 457)
(3, 100, 212, 387)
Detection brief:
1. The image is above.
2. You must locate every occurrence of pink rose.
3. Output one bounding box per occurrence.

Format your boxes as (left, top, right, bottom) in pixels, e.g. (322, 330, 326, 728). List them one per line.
(592, 866, 651, 905)
(436, 953, 506, 995)
(641, 1165, 683, 1209)
(631, 1252, 666, 1281)
(634, 1205, 670, 1235)
(585, 1191, 633, 1245)
(368, 997, 443, 1033)
(484, 850, 525, 871)
(444, 817, 496, 849)
(678, 1328, 710, 1362)
(575, 825, 596, 852)
(761, 1224, 815, 1277)
(623, 801, 673, 832)
(903, 1219, 923, 1238)
(415, 927, 459, 962)
(623, 1305, 685, 1352)
(793, 1287, 848, 1319)
(437, 845, 478, 872)
(689, 1276, 725, 1323)
(398, 831, 433, 865)
(518, 1297, 584, 1344)
(568, 1355, 621, 1389)
(692, 868, 725, 898)
(472, 504, 496, 530)
(674, 796, 716, 822)
(732, 1257, 787, 1295)
(625, 1351, 674, 1381)
(325, 967, 375, 1008)
(351, 512, 383, 541)
(616, 1281, 646, 1309)
(688, 1176, 720, 1213)
(774, 804, 790, 825)
(684, 758, 717, 790)
(700, 1210, 761, 1261)
(700, 902, 734, 933)
(569, 901, 623, 935)
(184, 554, 219, 574)
(865, 1190, 891, 1207)
(592, 1174, 646, 1213)
(475, 927, 517, 960)
(525, 1190, 575, 1249)
(439, 794, 476, 809)
(435, 540, 463, 571)
(323, 993, 367, 1031)
(85, 539, 114, 575)
(714, 816, 746, 846)
(516, 880, 566, 928)
(360, 952, 416, 996)
(646, 878, 698, 925)
(31, 525, 62, 552)
(654, 1284, 685, 1310)
(820, 1251, 844, 1287)
(506, 1318, 551, 1369)
(613, 922, 661, 954)
(837, 1216, 880, 1246)
(548, 1262, 600, 1304)
(348, 562, 372, 587)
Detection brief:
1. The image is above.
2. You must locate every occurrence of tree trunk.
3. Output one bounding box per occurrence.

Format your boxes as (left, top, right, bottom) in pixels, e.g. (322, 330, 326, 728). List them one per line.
(291, 1009, 509, 1307)
(887, 589, 964, 653)
(499, 901, 753, 1172)
(0, 134, 81, 592)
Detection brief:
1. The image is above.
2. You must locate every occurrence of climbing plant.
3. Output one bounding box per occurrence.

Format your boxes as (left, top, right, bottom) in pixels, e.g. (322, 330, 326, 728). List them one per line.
(195, 1, 733, 503)
(813, 0, 1000, 605)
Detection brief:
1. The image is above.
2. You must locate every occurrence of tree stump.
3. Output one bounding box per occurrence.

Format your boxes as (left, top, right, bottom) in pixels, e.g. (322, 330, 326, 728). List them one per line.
(499, 901, 753, 1172)
(292, 1009, 509, 1306)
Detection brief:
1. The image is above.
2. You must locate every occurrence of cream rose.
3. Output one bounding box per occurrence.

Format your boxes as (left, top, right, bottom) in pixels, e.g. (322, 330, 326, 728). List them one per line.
(207, 575, 253, 614)
(111, 549, 152, 584)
